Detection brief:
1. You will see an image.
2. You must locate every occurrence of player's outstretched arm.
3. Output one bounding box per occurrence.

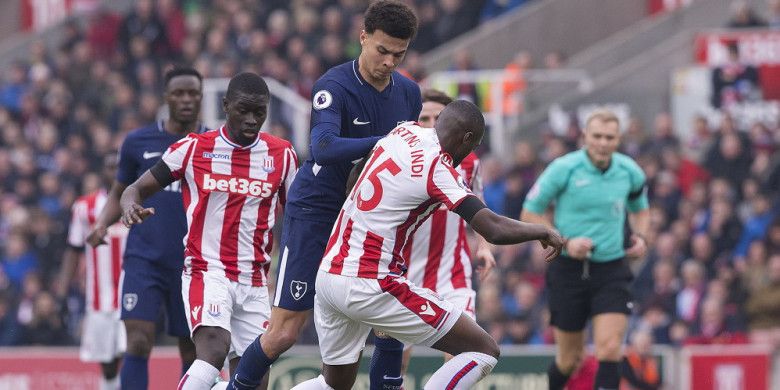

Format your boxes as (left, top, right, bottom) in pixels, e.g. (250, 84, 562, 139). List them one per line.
(311, 123, 383, 166)
(120, 171, 161, 227)
(455, 197, 564, 261)
(86, 181, 127, 246)
(119, 161, 174, 227)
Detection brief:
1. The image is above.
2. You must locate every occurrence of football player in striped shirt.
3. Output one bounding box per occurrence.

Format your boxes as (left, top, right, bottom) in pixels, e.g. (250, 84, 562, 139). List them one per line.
(58, 153, 126, 390)
(293, 100, 563, 390)
(119, 73, 297, 390)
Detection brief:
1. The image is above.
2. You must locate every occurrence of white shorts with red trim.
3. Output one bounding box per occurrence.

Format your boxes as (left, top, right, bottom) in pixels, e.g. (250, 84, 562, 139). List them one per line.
(80, 310, 126, 363)
(314, 271, 462, 365)
(439, 288, 476, 321)
(182, 271, 270, 359)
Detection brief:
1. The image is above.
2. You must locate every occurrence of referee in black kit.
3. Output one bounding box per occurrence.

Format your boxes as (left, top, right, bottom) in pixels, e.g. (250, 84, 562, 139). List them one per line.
(521, 110, 650, 390)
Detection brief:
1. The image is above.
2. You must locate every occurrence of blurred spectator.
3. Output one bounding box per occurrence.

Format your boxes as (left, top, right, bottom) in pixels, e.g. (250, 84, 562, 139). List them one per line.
(745, 253, 780, 351)
(726, 1, 767, 28)
(117, 0, 169, 57)
(684, 298, 748, 345)
(641, 112, 679, 156)
(502, 50, 531, 123)
(711, 42, 760, 109)
(676, 260, 705, 324)
(770, 0, 780, 29)
(435, 0, 481, 43)
(0, 291, 19, 345)
(733, 192, 776, 262)
(0, 62, 28, 114)
(20, 291, 70, 345)
(450, 48, 481, 105)
(1, 232, 39, 290)
(85, 6, 121, 61)
(704, 132, 752, 189)
(620, 329, 661, 390)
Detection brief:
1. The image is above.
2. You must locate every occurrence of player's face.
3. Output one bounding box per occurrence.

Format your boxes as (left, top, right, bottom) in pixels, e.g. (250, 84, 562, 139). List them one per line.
(418, 101, 446, 128)
(166, 75, 203, 124)
(223, 91, 268, 146)
(583, 119, 621, 168)
(359, 29, 410, 83)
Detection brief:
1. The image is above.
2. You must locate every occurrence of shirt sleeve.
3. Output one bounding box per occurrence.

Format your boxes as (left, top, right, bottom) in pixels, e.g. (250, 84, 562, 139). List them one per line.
(279, 144, 299, 206)
(116, 135, 138, 185)
(66, 200, 86, 248)
(309, 79, 384, 165)
(522, 158, 569, 214)
(162, 134, 197, 180)
(626, 159, 650, 213)
(426, 153, 474, 210)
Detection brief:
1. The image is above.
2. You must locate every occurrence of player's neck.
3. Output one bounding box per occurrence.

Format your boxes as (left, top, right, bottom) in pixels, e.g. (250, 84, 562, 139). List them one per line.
(164, 119, 198, 135)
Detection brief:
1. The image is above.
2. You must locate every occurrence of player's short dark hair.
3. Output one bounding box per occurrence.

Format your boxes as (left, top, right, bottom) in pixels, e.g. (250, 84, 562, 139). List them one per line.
(364, 1, 418, 40)
(226, 72, 270, 101)
(164, 67, 202, 87)
(422, 89, 453, 106)
(447, 100, 485, 132)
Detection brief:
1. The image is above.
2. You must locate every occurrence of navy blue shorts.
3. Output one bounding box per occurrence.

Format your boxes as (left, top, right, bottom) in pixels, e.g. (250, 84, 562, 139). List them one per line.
(273, 214, 331, 311)
(120, 257, 189, 338)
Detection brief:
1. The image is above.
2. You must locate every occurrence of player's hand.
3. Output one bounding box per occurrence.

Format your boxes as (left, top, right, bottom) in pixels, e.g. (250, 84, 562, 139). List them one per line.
(121, 204, 155, 227)
(86, 225, 108, 246)
(474, 245, 496, 282)
(566, 237, 594, 260)
(539, 228, 564, 262)
(624, 234, 647, 259)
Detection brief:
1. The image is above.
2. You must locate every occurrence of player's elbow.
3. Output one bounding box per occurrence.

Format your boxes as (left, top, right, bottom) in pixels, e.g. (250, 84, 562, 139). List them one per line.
(310, 147, 338, 166)
(472, 212, 506, 245)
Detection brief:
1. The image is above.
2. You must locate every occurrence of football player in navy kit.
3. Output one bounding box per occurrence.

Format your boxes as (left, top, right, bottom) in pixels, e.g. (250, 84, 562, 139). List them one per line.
(87, 67, 206, 390)
(230, 2, 420, 390)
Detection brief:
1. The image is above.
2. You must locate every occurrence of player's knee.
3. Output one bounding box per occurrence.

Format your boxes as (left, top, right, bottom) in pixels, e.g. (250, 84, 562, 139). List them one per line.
(125, 329, 154, 356)
(274, 328, 301, 351)
(480, 337, 500, 359)
(595, 336, 623, 360)
(557, 351, 582, 373)
(193, 329, 230, 365)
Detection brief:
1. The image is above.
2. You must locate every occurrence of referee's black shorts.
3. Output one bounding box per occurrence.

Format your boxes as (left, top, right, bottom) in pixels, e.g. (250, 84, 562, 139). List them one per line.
(546, 255, 634, 332)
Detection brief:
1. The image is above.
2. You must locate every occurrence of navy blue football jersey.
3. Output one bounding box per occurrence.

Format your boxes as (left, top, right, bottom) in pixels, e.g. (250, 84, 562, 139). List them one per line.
(286, 60, 422, 222)
(117, 120, 207, 269)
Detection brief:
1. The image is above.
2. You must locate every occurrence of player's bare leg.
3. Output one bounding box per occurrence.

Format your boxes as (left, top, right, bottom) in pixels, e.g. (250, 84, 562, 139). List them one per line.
(178, 326, 231, 390)
(548, 327, 585, 390)
(260, 307, 311, 357)
(229, 307, 310, 389)
(179, 336, 196, 372)
(424, 313, 500, 389)
(592, 313, 628, 390)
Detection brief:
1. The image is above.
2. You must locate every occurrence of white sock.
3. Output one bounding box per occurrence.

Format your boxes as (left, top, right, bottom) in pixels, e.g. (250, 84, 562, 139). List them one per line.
(423, 352, 497, 390)
(291, 375, 335, 390)
(100, 376, 119, 390)
(177, 359, 220, 390)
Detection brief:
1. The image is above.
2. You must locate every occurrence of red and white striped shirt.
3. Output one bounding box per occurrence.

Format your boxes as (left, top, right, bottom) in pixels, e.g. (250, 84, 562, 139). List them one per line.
(321, 123, 474, 280)
(405, 153, 481, 293)
(67, 189, 127, 312)
(163, 126, 298, 287)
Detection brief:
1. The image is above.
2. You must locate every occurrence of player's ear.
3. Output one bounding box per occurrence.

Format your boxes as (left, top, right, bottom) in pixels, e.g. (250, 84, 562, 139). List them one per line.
(222, 96, 229, 114)
(360, 30, 367, 46)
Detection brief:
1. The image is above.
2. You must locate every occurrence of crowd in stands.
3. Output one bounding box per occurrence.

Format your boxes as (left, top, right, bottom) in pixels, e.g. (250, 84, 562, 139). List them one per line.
(0, 0, 532, 347)
(1, 1, 779, 370)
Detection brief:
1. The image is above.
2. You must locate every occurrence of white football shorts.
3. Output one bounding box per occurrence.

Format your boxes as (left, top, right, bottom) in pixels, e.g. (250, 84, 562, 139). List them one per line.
(80, 310, 126, 363)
